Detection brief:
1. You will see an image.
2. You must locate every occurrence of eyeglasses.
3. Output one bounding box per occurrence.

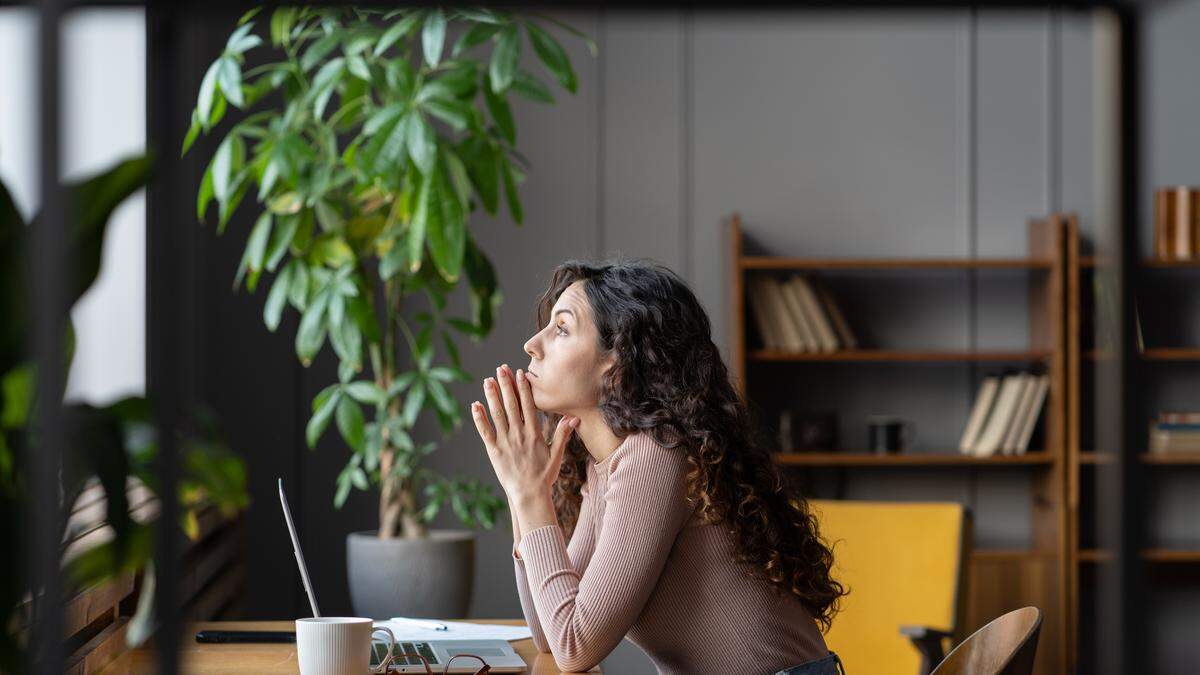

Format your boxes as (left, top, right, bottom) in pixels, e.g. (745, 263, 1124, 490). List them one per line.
(385, 650, 491, 674)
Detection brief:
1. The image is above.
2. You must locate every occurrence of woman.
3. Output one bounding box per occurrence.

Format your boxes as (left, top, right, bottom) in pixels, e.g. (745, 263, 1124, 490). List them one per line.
(469, 258, 847, 675)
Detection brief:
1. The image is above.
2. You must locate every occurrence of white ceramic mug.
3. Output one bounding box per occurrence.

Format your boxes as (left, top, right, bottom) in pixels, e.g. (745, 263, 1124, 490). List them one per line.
(296, 617, 395, 675)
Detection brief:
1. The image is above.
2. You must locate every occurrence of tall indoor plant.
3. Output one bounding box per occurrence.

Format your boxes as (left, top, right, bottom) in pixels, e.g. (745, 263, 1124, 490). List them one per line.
(182, 6, 593, 616)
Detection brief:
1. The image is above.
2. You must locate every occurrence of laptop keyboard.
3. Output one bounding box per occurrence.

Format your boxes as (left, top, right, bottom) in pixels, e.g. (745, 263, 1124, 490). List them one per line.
(396, 642, 439, 665)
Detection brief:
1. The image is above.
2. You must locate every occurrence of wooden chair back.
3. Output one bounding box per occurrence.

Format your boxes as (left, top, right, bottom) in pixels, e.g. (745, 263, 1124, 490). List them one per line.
(931, 606, 1042, 675)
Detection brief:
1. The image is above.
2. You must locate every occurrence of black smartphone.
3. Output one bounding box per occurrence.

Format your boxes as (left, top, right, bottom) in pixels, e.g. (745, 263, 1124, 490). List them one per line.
(195, 630, 297, 644)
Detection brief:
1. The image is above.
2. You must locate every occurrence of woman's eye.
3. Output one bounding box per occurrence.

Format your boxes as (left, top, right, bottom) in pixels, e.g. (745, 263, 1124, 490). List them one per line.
(556, 323, 568, 336)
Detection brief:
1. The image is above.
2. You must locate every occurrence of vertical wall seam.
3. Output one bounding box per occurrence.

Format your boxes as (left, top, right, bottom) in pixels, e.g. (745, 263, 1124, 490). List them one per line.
(966, 8, 980, 515)
(595, 9, 606, 258)
(682, 9, 693, 284)
(1049, 8, 1062, 212)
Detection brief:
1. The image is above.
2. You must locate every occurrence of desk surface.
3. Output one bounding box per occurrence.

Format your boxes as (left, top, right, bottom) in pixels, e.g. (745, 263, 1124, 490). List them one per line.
(96, 620, 600, 674)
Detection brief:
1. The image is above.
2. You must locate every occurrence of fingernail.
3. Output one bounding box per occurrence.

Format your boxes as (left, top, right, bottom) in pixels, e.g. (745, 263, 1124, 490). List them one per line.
(516, 369, 524, 381)
(571, 417, 580, 428)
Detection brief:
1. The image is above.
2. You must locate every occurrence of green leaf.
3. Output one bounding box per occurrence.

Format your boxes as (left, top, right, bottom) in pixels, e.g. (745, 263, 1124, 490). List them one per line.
(181, 110, 202, 157)
(408, 169, 432, 272)
(301, 33, 340, 71)
(198, 60, 221, 129)
(233, 211, 271, 290)
(406, 112, 437, 176)
(334, 471, 352, 507)
(421, 8, 447, 67)
(306, 386, 340, 448)
(344, 381, 385, 406)
(346, 55, 371, 81)
(217, 175, 248, 234)
(500, 152, 523, 224)
(452, 22, 501, 57)
(311, 234, 355, 268)
(454, 8, 505, 24)
(511, 70, 554, 103)
(374, 11, 423, 57)
(525, 20, 576, 93)
(211, 132, 241, 204)
(257, 156, 279, 202)
(357, 105, 409, 176)
(531, 13, 598, 57)
(270, 7, 297, 48)
(459, 138, 498, 215)
(268, 191, 302, 214)
(310, 57, 345, 120)
(402, 379, 426, 427)
(489, 25, 520, 93)
(287, 260, 309, 311)
(425, 378, 454, 415)
(264, 212, 299, 272)
(263, 264, 292, 332)
(226, 22, 255, 53)
(336, 395, 366, 452)
(426, 164, 466, 282)
(422, 99, 470, 133)
(197, 161, 215, 222)
(217, 56, 244, 108)
(296, 286, 330, 365)
(483, 73, 515, 144)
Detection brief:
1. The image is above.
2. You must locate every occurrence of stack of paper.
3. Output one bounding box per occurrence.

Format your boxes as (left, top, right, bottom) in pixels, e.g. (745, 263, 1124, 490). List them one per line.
(373, 617, 534, 642)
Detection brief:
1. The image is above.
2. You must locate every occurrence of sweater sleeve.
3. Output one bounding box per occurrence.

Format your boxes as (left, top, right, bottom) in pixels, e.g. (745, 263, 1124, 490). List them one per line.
(516, 435, 695, 673)
(513, 476, 598, 653)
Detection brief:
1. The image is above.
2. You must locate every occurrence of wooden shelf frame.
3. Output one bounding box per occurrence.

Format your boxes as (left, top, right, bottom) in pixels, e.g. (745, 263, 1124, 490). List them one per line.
(724, 212, 1071, 675)
(748, 349, 1052, 363)
(741, 256, 1054, 270)
(1065, 213, 1200, 672)
(772, 452, 1054, 467)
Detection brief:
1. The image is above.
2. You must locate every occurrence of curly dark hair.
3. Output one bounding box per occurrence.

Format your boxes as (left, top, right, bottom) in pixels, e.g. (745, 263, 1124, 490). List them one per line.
(531, 256, 847, 632)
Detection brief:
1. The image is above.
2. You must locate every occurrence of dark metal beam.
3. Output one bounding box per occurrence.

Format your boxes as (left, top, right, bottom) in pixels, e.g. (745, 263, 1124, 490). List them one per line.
(30, 0, 66, 673)
(147, 2, 182, 673)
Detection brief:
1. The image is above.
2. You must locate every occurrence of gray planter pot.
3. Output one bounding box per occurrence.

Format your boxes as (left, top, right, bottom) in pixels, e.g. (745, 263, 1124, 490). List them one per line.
(346, 530, 475, 619)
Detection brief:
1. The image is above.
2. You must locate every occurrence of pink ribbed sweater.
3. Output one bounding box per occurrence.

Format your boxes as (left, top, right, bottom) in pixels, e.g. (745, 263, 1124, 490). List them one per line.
(512, 431, 828, 674)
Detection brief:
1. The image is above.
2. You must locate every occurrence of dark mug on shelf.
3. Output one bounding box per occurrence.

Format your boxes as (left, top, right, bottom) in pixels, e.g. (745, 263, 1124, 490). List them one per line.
(867, 416, 915, 454)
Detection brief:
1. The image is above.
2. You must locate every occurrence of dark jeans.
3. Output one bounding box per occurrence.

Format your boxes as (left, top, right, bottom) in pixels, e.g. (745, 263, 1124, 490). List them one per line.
(773, 650, 846, 675)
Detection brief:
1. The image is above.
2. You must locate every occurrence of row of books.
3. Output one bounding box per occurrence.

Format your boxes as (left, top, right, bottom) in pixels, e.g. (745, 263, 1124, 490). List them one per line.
(1149, 411, 1200, 454)
(958, 372, 1050, 456)
(747, 274, 858, 352)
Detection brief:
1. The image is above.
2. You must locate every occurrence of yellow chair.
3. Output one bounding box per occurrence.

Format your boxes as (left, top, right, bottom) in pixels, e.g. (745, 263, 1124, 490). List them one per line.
(810, 499, 971, 675)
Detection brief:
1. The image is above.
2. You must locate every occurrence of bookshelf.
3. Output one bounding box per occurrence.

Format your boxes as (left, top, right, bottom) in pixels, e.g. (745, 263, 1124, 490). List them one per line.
(1065, 216, 1200, 673)
(724, 212, 1070, 675)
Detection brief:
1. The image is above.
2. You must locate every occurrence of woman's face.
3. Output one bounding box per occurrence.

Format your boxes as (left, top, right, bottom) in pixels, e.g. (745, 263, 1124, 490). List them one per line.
(523, 280, 614, 416)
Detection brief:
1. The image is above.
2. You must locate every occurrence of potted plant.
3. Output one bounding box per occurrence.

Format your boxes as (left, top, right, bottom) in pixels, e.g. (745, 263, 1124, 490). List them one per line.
(181, 6, 593, 617)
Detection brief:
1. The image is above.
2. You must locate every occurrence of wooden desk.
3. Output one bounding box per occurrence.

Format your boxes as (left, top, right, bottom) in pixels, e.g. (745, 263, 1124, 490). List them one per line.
(96, 620, 600, 674)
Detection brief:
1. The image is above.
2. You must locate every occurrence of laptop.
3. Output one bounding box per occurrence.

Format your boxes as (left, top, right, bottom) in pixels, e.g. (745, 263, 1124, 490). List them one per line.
(278, 478, 528, 673)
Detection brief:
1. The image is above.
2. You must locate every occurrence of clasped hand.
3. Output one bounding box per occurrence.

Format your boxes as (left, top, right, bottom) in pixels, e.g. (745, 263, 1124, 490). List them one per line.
(470, 363, 579, 502)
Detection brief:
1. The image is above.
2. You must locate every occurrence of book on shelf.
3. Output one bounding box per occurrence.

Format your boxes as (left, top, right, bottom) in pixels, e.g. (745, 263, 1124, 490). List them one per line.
(958, 375, 1000, 452)
(1011, 375, 1050, 455)
(961, 371, 1048, 456)
(1000, 374, 1035, 454)
(810, 276, 858, 349)
(747, 275, 784, 350)
(763, 277, 807, 352)
(777, 277, 820, 351)
(788, 275, 839, 352)
(746, 273, 857, 354)
(1148, 414, 1200, 453)
(1160, 411, 1200, 424)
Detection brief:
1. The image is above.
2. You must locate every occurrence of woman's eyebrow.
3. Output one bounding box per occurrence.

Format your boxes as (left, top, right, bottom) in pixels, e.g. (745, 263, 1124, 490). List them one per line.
(553, 308, 575, 320)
